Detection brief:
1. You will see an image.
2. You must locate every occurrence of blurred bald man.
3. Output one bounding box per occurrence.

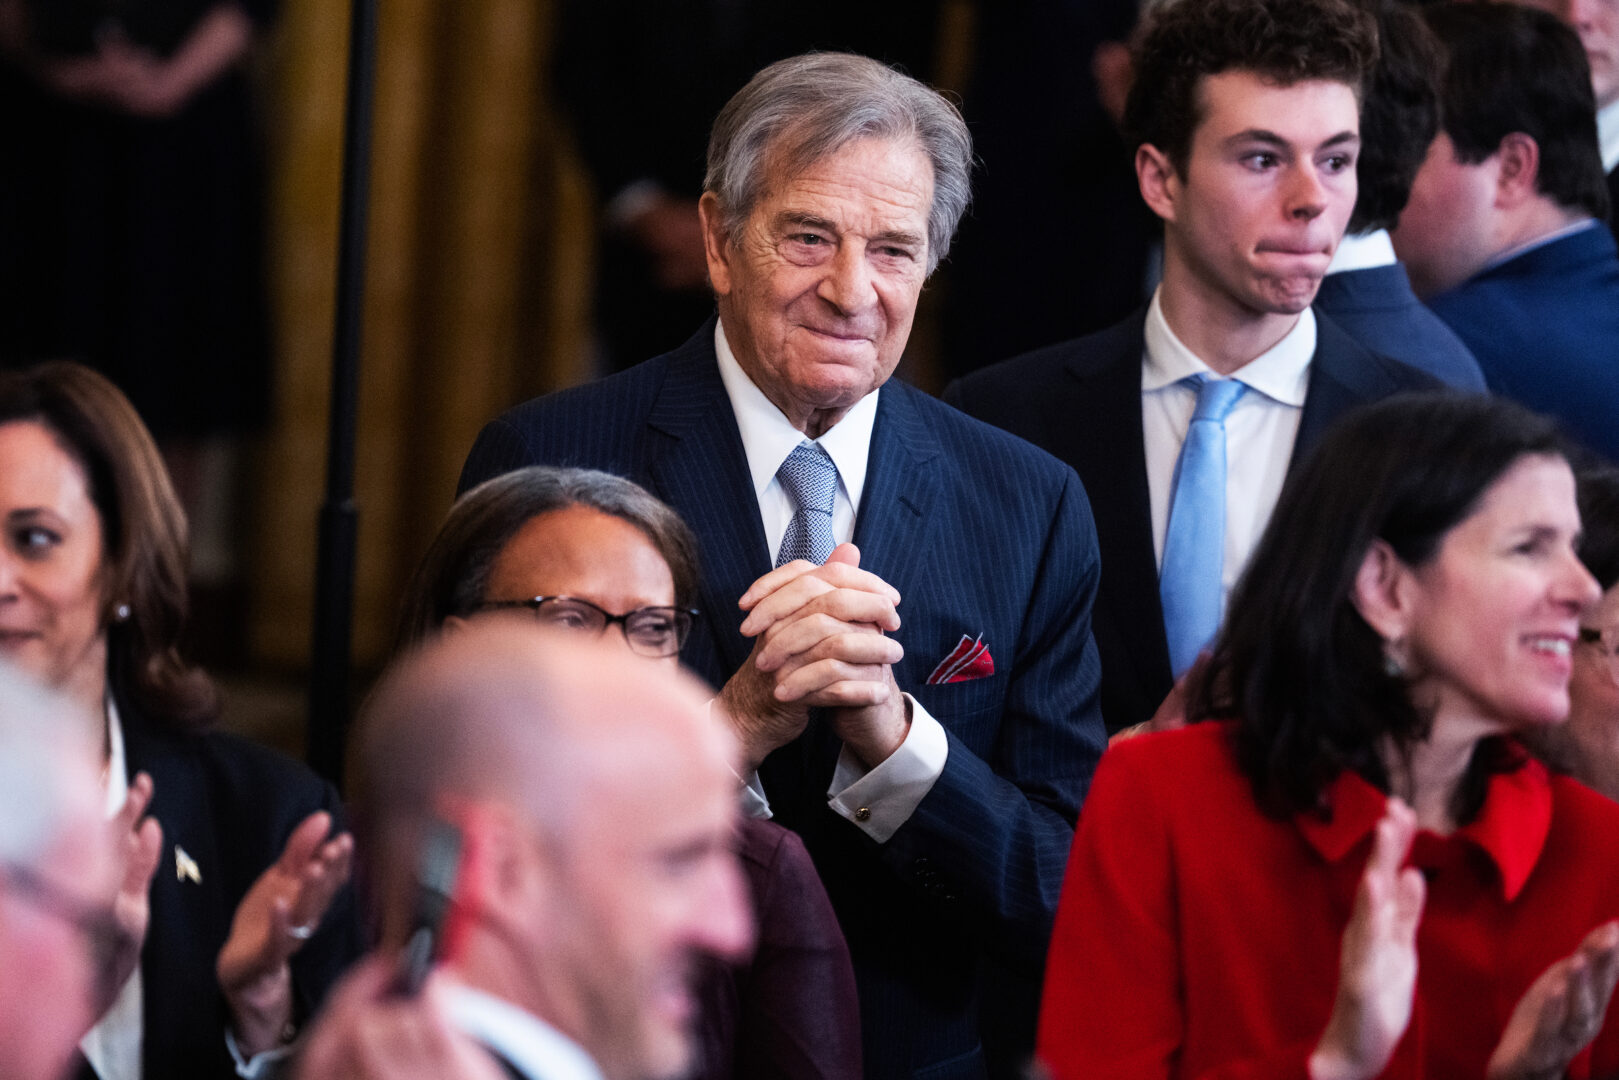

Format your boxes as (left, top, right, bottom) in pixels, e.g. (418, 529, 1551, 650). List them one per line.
(338, 624, 754, 1080)
(0, 667, 117, 1080)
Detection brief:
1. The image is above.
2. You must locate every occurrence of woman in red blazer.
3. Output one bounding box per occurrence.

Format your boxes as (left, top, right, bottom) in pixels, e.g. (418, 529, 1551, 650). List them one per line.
(1039, 393, 1619, 1080)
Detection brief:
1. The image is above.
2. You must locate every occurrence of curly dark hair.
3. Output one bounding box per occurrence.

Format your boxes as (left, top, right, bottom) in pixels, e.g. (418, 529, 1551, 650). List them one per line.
(1425, 3, 1610, 223)
(1577, 465, 1619, 592)
(0, 363, 217, 728)
(1188, 392, 1570, 824)
(1347, 0, 1442, 235)
(1124, 0, 1379, 176)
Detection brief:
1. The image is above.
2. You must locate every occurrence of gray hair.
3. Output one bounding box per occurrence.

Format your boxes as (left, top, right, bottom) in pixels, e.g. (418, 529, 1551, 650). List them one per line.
(0, 666, 97, 870)
(704, 51, 974, 275)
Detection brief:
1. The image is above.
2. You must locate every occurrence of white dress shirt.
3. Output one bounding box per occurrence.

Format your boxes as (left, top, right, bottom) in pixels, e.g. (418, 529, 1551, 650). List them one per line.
(1325, 228, 1397, 275)
(1599, 98, 1619, 174)
(1142, 288, 1313, 612)
(715, 322, 948, 843)
(444, 982, 605, 1080)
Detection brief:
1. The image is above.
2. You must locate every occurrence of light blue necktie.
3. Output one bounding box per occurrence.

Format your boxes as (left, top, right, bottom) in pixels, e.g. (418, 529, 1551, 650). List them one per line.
(776, 440, 838, 567)
(1160, 374, 1248, 677)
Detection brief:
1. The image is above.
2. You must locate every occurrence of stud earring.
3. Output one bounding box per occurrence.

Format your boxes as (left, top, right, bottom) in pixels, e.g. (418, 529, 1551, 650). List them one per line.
(1382, 638, 1407, 678)
(114, 603, 131, 622)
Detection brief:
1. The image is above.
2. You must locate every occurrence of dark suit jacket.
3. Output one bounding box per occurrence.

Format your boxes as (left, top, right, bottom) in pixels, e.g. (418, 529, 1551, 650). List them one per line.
(459, 320, 1108, 1080)
(695, 819, 860, 1080)
(1428, 224, 1619, 465)
(943, 308, 1438, 735)
(1314, 263, 1485, 390)
(120, 704, 364, 1080)
(1607, 166, 1617, 245)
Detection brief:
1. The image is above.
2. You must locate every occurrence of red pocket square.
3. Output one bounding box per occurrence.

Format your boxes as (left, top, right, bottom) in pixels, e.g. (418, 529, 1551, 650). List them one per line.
(926, 634, 995, 685)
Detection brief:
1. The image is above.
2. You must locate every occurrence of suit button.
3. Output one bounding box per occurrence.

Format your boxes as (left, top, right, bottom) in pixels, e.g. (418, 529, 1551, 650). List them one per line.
(854, 807, 871, 822)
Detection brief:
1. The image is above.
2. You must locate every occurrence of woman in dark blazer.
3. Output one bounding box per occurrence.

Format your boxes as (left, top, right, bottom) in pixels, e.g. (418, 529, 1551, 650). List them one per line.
(0, 362, 362, 1079)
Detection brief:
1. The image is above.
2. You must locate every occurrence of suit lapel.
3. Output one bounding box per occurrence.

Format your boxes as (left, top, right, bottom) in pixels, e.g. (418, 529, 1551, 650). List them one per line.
(645, 334, 771, 683)
(1061, 321, 1173, 698)
(851, 381, 942, 660)
(1293, 311, 1380, 466)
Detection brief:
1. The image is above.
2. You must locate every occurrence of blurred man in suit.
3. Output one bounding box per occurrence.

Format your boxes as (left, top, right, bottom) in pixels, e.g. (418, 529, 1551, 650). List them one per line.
(0, 669, 116, 1080)
(461, 51, 1107, 1079)
(1315, 0, 1485, 390)
(947, 0, 1435, 735)
(343, 625, 753, 1080)
(1502, 0, 1619, 240)
(1393, 3, 1619, 463)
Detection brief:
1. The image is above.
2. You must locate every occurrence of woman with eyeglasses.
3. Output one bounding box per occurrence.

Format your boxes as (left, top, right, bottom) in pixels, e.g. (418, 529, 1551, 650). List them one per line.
(1528, 466, 1619, 802)
(1038, 394, 1619, 1080)
(398, 465, 861, 1080)
(0, 362, 362, 1079)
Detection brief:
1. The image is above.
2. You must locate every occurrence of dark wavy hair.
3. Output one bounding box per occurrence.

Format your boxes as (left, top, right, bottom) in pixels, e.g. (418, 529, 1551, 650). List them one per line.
(396, 466, 700, 651)
(0, 363, 217, 728)
(1189, 392, 1570, 823)
(1347, 0, 1442, 235)
(1124, 0, 1379, 176)
(1425, 3, 1610, 222)
(1577, 465, 1619, 591)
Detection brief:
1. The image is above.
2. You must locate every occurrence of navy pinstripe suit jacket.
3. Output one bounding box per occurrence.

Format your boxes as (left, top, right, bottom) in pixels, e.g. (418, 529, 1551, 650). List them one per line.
(459, 320, 1107, 1080)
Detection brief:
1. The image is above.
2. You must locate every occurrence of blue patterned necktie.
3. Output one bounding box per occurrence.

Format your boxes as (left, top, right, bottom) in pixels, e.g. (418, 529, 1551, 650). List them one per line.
(1159, 374, 1249, 677)
(776, 440, 838, 567)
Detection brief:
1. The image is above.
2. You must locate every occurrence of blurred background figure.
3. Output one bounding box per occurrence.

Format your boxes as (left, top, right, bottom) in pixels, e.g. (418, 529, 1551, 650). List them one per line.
(398, 465, 861, 1080)
(0, 0, 276, 652)
(1315, 0, 1485, 389)
(1498, 0, 1619, 240)
(1393, 4, 1619, 463)
(348, 624, 754, 1080)
(0, 667, 116, 1080)
(1528, 465, 1619, 800)
(0, 363, 360, 1080)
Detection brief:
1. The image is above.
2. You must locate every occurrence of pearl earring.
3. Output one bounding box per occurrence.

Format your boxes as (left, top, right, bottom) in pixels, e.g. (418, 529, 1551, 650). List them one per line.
(114, 603, 131, 622)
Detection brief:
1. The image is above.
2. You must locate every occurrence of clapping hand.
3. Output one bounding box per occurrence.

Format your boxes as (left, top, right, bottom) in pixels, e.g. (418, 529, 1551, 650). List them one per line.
(1486, 920, 1619, 1080)
(104, 771, 163, 1016)
(217, 811, 354, 1056)
(1310, 798, 1427, 1080)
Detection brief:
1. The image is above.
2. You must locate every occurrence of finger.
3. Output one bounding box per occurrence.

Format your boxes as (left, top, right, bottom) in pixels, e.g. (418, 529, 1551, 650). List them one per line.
(758, 618, 905, 675)
(773, 659, 894, 706)
(743, 577, 902, 638)
(1369, 798, 1418, 878)
(277, 811, 335, 874)
(826, 542, 862, 568)
(1583, 922, 1619, 1011)
(130, 815, 163, 890)
(120, 772, 156, 830)
(289, 835, 356, 929)
(740, 558, 899, 616)
(1393, 868, 1426, 945)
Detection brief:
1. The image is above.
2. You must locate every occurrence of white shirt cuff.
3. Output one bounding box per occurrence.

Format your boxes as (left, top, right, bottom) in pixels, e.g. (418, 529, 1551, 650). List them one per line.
(226, 1028, 296, 1079)
(826, 694, 948, 842)
(739, 770, 774, 820)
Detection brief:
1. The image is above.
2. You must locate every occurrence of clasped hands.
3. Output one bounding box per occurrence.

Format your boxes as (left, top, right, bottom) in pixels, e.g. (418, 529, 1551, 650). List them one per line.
(106, 773, 354, 1058)
(1310, 799, 1619, 1080)
(718, 542, 909, 774)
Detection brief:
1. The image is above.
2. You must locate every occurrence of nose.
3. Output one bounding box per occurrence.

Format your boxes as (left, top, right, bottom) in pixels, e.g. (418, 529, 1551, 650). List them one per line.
(1558, 548, 1604, 613)
(1285, 163, 1329, 222)
(817, 243, 877, 316)
(691, 850, 754, 964)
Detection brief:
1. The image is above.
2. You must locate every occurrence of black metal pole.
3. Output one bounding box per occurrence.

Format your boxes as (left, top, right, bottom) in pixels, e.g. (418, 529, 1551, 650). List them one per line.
(307, 0, 379, 786)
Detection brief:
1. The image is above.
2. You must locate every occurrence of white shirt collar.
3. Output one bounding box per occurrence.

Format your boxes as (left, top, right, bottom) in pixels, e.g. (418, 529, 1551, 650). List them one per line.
(104, 694, 129, 816)
(1141, 288, 1313, 407)
(714, 320, 876, 514)
(444, 983, 605, 1080)
(1325, 228, 1397, 275)
(1599, 97, 1619, 174)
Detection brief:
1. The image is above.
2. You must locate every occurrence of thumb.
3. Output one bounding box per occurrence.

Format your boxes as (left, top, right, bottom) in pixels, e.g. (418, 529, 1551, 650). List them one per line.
(827, 542, 861, 568)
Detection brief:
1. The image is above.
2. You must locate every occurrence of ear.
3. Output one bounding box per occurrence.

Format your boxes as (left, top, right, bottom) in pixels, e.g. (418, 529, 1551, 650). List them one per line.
(452, 803, 551, 949)
(698, 191, 733, 297)
(1350, 538, 1416, 643)
(1493, 132, 1542, 209)
(1136, 143, 1180, 224)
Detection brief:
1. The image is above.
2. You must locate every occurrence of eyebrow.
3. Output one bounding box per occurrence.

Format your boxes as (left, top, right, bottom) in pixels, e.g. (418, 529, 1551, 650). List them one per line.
(1222, 129, 1360, 151)
(775, 211, 925, 249)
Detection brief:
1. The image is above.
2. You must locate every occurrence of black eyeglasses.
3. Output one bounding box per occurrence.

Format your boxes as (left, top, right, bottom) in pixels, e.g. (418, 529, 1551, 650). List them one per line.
(473, 596, 698, 657)
(0, 860, 123, 1003)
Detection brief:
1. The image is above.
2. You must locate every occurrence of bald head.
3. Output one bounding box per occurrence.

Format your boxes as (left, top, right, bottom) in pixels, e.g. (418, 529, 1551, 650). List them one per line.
(351, 621, 751, 1080)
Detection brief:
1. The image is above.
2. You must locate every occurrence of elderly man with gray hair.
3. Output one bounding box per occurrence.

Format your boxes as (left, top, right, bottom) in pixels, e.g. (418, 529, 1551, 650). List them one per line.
(0, 668, 119, 1080)
(461, 51, 1107, 1079)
